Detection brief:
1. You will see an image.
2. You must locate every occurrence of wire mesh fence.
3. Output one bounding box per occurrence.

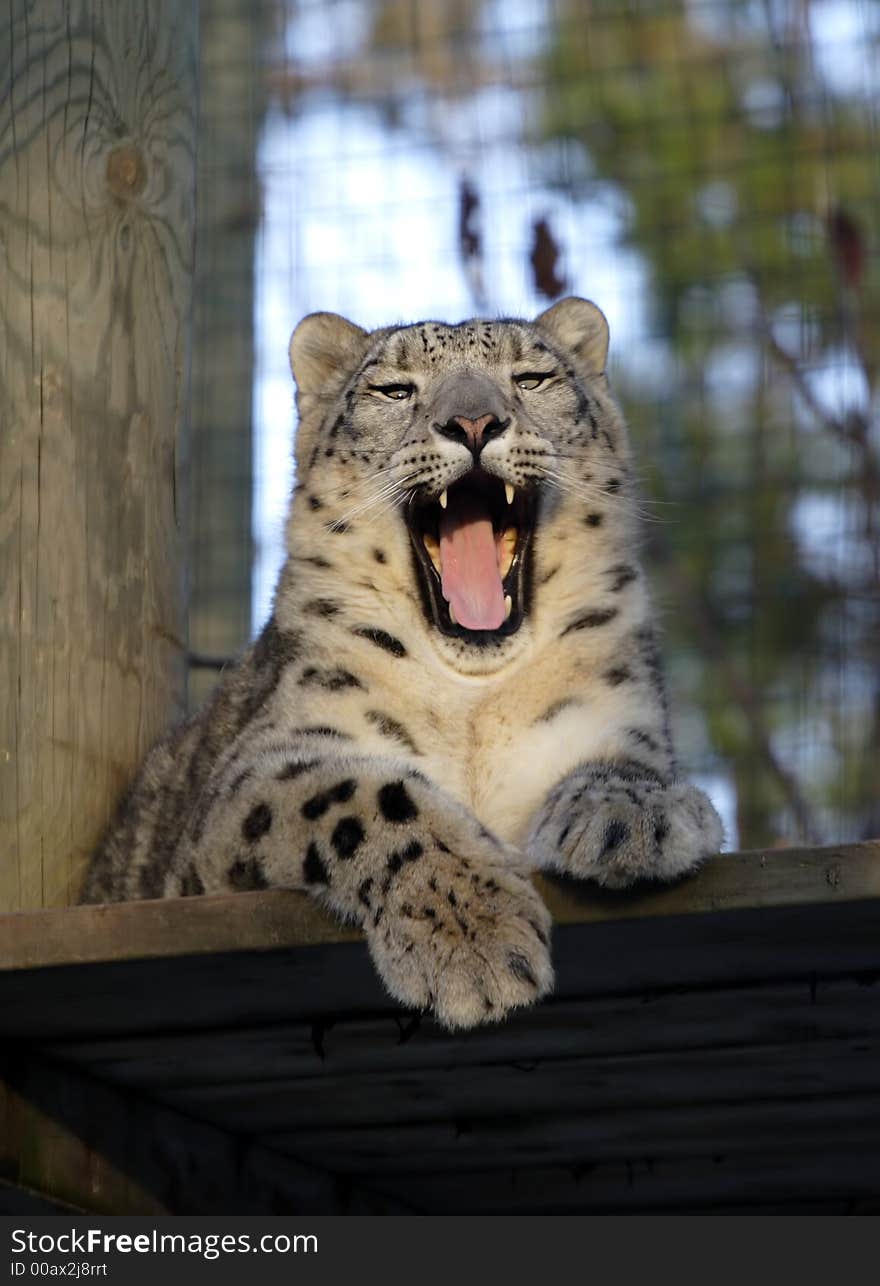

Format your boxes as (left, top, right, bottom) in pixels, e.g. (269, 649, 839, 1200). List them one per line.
(190, 0, 880, 850)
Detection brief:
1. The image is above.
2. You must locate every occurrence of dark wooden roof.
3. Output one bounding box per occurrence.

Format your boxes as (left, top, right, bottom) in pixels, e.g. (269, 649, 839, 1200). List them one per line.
(2, 841, 880, 1213)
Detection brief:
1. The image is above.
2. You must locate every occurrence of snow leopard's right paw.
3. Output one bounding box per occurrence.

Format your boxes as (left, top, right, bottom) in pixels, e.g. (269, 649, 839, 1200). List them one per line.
(365, 835, 553, 1030)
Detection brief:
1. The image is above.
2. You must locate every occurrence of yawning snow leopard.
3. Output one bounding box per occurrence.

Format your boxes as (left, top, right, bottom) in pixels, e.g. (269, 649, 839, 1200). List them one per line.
(82, 297, 723, 1029)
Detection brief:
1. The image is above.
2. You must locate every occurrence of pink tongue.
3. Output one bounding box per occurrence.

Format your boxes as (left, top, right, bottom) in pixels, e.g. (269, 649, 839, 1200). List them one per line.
(439, 493, 505, 630)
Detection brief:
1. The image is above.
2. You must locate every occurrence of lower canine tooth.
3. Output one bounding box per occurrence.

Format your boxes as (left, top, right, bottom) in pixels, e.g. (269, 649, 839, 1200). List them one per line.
(504, 595, 513, 620)
(449, 602, 457, 625)
(505, 483, 515, 505)
(439, 489, 448, 509)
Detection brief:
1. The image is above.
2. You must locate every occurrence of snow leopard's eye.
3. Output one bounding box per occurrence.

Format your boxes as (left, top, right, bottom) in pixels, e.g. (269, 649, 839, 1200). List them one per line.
(369, 383, 414, 401)
(513, 371, 555, 391)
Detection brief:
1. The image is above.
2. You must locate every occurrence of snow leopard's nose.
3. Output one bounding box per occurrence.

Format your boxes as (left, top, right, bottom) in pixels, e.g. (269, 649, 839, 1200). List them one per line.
(438, 412, 510, 458)
(431, 369, 511, 459)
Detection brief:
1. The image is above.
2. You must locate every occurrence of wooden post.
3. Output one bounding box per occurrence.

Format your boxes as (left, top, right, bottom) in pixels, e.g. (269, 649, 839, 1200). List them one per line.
(0, 1, 198, 910)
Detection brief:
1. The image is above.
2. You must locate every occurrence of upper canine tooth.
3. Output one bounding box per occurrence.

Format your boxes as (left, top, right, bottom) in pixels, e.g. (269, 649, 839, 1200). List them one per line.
(504, 594, 513, 620)
(505, 483, 515, 506)
(449, 602, 458, 625)
(439, 489, 448, 510)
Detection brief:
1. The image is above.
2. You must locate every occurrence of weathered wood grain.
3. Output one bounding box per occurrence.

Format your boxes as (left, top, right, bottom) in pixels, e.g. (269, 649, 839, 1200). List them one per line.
(266, 1089, 880, 1177)
(0, 0, 197, 909)
(371, 1147, 880, 1214)
(0, 840, 877, 970)
(165, 1036, 880, 1136)
(40, 974, 880, 1092)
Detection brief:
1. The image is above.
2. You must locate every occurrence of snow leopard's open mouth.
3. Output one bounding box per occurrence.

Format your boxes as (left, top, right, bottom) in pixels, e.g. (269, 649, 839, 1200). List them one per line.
(406, 470, 536, 641)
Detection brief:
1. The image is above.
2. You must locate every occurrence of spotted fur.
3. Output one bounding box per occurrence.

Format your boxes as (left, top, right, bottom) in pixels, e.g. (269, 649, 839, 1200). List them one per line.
(82, 297, 722, 1029)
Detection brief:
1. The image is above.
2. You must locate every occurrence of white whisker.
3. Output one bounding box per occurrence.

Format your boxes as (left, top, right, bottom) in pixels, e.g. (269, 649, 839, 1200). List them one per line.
(326, 470, 421, 530)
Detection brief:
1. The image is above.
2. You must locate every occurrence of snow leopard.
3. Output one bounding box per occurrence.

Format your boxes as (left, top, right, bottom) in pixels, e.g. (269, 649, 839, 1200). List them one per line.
(82, 296, 723, 1029)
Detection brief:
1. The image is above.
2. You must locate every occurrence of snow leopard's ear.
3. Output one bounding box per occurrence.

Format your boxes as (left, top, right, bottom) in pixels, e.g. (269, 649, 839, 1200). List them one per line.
(534, 296, 609, 378)
(289, 311, 370, 400)
(289, 312, 371, 472)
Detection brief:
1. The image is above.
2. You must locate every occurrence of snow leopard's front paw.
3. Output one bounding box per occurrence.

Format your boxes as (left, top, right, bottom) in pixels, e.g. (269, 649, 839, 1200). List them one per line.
(365, 836, 553, 1030)
(528, 765, 723, 890)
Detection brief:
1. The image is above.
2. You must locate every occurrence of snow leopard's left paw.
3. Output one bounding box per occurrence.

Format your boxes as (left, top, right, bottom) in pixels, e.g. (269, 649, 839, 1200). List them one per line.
(528, 765, 723, 890)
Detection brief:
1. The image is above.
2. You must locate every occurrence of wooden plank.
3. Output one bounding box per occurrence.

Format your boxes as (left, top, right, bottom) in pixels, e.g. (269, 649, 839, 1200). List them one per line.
(0, 1179, 87, 1215)
(0, 841, 877, 971)
(0, 1050, 409, 1215)
(42, 974, 880, 1094)
(0, 0, 197, 910)
(0, 940, 384, 1042)
(2, 892, 880, 1042)
(155, 1036, 880, 1134)
(539, 839, 880, 924)
(265, 1090, 880, 1177)
(370, 1146, 880, 1213)
(0, 886, 361, 973)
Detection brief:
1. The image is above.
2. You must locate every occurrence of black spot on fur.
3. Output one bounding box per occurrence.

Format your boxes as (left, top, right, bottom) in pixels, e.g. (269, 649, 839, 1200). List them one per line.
(605, 478, 621, 493)
(298, 554, 332, 570)
(358, 877, 373, 907)
(561, 607, 619, 637)
(508, 951, 538, 988)
(584, 512, 603, 527)
(307, 494, 324, 511)
(303, 842, 329, 885)
(581, 758, 664, 786)
(379, 780, 419, 823)
(607, 564, 638, 592)
(138, 861, 164, 900)
(599, 819, 630, 859)
(365, 710, 421, 755)
(228, 855, 270, 891)
(539, 564, 561, 586)
(331, 816, 365, 860)
(303, 598, 342, 618)
(229, 768, 253, 794)
(300, 667, 365, 692)
(529, 918, 549, 948)
(628, 728, 660, 754)
(294, 726, 351, 739)
(386, 840, 424, 874)
(654, 814, 671, 845)
(302, 778, 357, 819)
(179, 863, 205, 897)
(536, 698, 577, 725)
(352, 626, 407, 658)
(604, 666, 632, 687)
(242, 802, 272, 842)
(372, 548, 387, 564)
(276, 758, 321, 781)
(247, 619, 302, 718)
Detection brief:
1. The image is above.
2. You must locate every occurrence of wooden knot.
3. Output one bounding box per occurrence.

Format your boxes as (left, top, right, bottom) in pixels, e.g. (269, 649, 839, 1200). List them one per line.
(105, 145, 147, 200)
